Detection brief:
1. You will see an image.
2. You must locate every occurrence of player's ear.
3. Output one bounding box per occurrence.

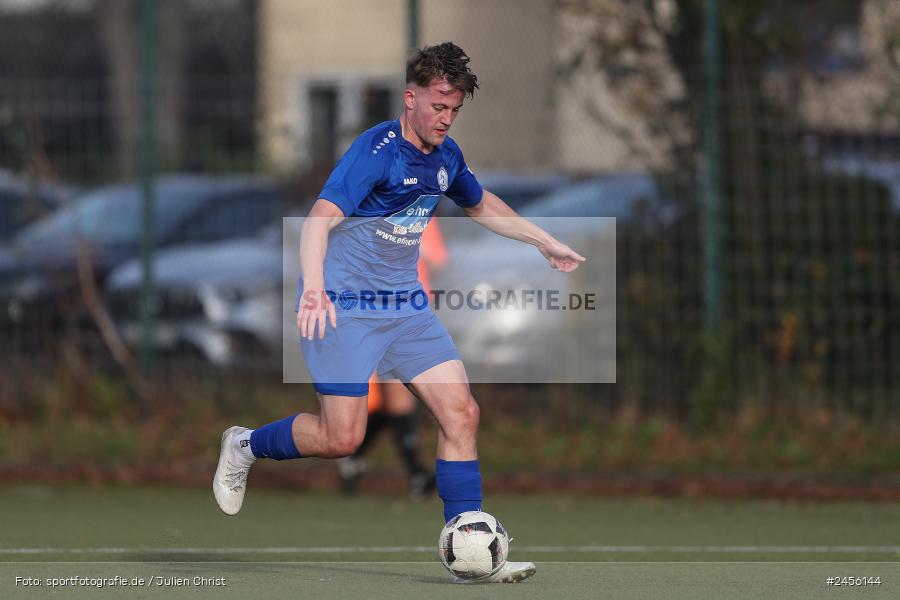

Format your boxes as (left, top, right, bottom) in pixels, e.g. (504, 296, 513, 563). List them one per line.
(404, 88, 416, 110)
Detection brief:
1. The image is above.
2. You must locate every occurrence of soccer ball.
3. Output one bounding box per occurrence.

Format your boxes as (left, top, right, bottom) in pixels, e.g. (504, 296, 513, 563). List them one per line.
(438, 511, 510, 579)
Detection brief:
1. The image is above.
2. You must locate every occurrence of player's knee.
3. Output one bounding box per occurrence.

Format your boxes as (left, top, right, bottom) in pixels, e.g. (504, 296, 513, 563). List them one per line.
(446, 394, 480, 436)
(462, 396, 480, 430)
(326, 432, 362, 458)
(321, 420, 365, 457)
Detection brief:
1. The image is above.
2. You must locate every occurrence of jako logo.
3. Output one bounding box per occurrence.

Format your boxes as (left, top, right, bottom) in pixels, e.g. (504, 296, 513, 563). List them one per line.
(403, 177, 418, 185)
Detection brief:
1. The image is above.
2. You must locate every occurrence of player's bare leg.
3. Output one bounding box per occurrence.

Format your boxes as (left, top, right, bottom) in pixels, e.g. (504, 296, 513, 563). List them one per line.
(214, 394, 368, 515)
(407, 361, 478, 461)
(292, 394, 369, 458)
(409, 360, 536, 583)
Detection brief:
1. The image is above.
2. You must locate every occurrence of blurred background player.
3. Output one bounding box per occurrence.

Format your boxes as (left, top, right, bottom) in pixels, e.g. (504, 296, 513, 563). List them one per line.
(338, 218, 448, 500)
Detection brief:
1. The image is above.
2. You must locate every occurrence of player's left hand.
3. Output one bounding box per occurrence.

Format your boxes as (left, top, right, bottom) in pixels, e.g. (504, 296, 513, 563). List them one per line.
(538, 240, 586, 272)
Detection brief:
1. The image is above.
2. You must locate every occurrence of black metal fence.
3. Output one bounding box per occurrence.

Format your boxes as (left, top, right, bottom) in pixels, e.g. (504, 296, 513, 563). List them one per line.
(1, 1, 899, 422)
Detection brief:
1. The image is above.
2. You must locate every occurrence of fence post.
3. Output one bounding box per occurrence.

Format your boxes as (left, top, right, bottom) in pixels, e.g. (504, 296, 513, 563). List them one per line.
(702, 0, 721, 332)
(140, 0, 157, 378)
(408, 0, 419, 52)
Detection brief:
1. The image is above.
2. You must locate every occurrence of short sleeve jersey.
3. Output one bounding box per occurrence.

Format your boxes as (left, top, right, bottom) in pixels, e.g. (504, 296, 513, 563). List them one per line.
(308, 119, 483, 318)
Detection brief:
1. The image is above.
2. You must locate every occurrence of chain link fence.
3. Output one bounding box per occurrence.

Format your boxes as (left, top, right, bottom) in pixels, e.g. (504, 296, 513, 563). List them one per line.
(1, 0, 898, 423)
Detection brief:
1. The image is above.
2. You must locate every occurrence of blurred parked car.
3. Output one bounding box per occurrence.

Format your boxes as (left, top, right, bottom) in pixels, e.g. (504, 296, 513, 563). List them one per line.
(100, 173, 664, 372)
(0, 174, 287, 351)
(99, 175, 568, 369)
(0, 169, 76, 243)
(519, 172, 678, 228)
(106, 224, 283, 368)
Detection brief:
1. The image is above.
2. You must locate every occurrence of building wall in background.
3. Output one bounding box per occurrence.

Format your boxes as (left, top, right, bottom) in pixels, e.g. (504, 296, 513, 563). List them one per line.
(258, 0, 559, 174)
(418, 0, 557, 172)
(258, 0, 407, 173)
(258, 0, 900, 175)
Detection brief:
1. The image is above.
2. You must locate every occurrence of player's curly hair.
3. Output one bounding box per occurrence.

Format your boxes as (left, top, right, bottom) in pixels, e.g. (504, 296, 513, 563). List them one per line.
(406, 42, 479, 98)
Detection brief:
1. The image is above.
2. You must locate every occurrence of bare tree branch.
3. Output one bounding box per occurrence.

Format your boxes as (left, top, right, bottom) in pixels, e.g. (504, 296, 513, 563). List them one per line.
(75, 242, 150, 406)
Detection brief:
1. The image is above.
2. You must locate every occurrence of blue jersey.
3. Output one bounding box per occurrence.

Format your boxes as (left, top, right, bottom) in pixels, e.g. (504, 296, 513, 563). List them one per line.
(306, 119, 483, 318)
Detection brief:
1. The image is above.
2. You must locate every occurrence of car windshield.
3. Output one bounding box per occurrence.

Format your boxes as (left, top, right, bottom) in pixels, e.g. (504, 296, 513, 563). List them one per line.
(15, 179, 212, 247)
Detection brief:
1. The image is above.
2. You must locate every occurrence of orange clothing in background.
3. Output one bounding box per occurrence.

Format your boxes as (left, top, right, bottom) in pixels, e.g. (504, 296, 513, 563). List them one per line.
(367, 373, 384, 412)
(417, 218, 447, 295)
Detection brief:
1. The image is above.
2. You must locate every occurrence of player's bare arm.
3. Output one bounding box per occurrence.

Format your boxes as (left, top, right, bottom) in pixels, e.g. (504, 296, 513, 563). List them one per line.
(463, 189, 586, 272)
(297, 199, 344, 340)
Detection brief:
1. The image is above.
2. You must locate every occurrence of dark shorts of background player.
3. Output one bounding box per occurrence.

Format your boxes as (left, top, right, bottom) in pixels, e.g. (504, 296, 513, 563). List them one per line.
(300, 310, 462, 397)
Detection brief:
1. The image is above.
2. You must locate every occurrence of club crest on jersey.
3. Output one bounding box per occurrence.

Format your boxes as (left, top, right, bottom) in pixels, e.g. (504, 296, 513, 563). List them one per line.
(437, 166, 449, 192)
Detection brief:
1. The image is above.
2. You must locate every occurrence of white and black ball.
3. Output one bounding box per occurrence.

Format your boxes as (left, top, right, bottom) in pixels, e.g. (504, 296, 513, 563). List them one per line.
(438, 511, 510, 579)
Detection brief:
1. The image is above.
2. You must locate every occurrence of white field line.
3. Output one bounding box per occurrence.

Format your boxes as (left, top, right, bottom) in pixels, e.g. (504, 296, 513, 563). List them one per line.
(0, 546, 898, 555)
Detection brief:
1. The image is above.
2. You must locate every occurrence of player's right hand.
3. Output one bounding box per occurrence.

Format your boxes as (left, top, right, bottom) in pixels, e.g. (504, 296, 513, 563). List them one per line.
(297, 288, 337, 340)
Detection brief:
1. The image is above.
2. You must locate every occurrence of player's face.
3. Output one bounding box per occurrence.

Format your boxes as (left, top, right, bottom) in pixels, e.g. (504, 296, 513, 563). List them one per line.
(405, 78, 465, 150)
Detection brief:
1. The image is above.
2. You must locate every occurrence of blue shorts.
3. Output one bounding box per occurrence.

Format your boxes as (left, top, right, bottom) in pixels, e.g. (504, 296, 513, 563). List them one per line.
(300, 310, 461, 397)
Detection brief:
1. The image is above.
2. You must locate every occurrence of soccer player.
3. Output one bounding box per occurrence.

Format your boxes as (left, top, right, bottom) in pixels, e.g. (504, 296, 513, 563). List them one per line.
(214, 41, 585, 584)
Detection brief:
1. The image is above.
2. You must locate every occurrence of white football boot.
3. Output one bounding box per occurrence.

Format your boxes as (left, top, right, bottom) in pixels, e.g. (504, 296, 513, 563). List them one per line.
(452, 561, 537, 584)
(213, 426, 255, 515)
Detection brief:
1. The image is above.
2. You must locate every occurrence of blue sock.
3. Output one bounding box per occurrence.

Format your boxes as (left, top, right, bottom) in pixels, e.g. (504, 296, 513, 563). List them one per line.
(249, 415, 302, 460)
(436, 459, 482, 523)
